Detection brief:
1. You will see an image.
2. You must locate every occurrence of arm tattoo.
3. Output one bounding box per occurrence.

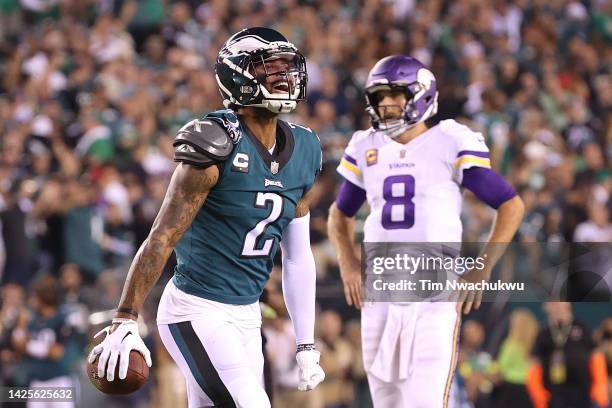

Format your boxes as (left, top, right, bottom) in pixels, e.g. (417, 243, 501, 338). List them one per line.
(117, 164, 219, 314)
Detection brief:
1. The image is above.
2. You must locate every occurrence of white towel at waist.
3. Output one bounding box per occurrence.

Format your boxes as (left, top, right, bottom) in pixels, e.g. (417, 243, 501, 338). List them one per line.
(368, 302, 420, 382)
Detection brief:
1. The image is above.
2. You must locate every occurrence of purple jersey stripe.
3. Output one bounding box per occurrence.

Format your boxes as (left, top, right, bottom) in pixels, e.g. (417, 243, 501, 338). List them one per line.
(457, 150, 489, 158)
(342, 154, 357, 165)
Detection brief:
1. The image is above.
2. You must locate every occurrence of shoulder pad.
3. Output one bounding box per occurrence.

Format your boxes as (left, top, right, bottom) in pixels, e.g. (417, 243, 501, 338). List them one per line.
(347, 128, 376, 148)
(173, 118, 235, 167)
(205, 110, 242, 144)
(437, 119, 488, 157)
(438, 119, 479, 138)
(352, 128, 376, 141)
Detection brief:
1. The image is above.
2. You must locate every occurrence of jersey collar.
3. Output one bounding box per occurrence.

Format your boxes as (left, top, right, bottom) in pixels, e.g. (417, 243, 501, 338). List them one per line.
(241, 119, 295, 174)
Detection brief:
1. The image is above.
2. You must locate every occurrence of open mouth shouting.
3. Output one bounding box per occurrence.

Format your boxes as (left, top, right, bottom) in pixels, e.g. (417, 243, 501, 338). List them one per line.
(271, 80, 290, 93)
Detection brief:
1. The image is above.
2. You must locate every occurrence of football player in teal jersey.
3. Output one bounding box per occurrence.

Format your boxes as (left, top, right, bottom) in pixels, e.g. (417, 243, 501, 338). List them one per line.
(89, 27, 325, 407)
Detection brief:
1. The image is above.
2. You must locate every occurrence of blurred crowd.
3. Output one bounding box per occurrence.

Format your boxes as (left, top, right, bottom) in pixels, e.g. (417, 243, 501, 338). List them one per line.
(0, 0, 610, 407)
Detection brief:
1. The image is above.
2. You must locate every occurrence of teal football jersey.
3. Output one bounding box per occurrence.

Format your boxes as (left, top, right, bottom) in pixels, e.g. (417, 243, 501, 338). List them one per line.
(173, 110, 321, 304)
(25, 310, 72, 381)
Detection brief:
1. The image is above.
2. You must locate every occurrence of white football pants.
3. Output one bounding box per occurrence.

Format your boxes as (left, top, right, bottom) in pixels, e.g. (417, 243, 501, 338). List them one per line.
(157, 280, 269, 408)
(361, 302, 460, 408)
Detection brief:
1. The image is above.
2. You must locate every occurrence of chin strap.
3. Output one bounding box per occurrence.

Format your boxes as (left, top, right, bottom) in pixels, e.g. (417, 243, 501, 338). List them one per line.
(264, 99, 297, 113)
(226, 98, 297, 114)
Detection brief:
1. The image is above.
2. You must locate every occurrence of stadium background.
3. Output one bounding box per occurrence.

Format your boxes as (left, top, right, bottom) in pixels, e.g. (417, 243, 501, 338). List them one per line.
(0, 0, 610, 407)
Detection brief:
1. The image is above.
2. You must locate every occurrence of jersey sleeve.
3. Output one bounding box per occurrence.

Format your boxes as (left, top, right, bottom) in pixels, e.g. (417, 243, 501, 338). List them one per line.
(337, 131, 365, 189)
(312, 132, 323, 180)
(442, 120, 491, 184)
(277, 120, 321, 197)
(304, 132, 322, 194)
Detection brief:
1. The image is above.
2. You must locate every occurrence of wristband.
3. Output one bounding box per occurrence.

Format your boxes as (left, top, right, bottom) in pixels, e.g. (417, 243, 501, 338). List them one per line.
(296, 343, 316, 353)
(116, 307, 139, 318)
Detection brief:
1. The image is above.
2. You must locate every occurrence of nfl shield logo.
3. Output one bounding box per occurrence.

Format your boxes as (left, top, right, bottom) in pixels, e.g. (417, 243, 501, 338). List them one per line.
(400, 150, 406, 159)
(271, 161, 279, 174)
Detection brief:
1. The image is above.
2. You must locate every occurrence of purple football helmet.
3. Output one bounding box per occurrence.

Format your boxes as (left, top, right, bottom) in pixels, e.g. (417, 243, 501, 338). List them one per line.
(365, 55, 438, 137)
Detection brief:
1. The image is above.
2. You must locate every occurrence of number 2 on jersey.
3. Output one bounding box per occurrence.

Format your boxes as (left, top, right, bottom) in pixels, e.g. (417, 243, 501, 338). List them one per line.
(241, 192, 283, 257)
(381, 175, 415, 229)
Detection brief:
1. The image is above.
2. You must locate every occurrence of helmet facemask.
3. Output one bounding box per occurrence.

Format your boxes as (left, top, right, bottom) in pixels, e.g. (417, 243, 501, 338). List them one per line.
(250, 49, 306, 100)
(365, 82, 437, 138)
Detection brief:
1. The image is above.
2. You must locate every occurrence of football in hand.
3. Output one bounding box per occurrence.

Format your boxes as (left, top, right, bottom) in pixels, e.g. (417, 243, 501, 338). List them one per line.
(87, 349, 149, 395)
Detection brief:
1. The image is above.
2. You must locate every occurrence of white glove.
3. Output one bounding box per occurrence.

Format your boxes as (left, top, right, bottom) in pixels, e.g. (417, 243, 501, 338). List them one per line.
(87, 318, 152, 382)
(296, 348, 325, 391)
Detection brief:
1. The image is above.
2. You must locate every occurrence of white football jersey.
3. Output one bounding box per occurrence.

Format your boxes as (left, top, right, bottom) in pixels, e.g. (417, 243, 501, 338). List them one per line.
(337, 119, 491, 242)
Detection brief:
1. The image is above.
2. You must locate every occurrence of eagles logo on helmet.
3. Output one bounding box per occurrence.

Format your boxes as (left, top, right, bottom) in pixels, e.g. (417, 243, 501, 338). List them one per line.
(215, 27, 308, 114)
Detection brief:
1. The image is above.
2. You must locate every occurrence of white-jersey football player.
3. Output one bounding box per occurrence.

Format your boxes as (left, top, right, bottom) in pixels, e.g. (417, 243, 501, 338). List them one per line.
(328, 55, 524, 407)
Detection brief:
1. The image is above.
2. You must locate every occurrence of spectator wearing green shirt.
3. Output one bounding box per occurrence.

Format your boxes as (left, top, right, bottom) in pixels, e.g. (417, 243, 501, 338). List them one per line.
(493, 309, 539, 408)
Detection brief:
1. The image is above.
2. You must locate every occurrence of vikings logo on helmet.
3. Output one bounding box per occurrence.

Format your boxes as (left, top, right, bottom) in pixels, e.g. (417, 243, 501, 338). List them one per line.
(364, 55, 439, 138)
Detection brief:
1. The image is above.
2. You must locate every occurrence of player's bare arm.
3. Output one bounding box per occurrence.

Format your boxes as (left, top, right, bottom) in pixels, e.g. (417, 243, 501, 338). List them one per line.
(461, 194, 525, 314)
(482, 195, 525, 259)
(295, 186, 315, 218)
(88, 163, 219, 381)
(328, 203, 362, 308)
(116, 163, 219, 319)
